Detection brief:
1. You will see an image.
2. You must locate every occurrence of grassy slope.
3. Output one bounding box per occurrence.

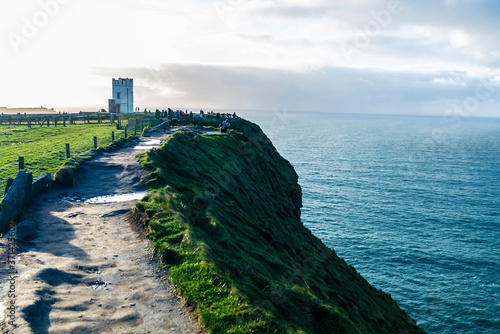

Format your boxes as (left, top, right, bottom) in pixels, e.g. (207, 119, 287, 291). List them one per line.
(0, 124, 125, 198)
(135, 119, 426, 333)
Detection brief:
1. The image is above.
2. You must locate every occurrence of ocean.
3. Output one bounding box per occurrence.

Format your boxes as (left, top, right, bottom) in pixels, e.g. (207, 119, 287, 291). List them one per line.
(241, 111, 499, 334)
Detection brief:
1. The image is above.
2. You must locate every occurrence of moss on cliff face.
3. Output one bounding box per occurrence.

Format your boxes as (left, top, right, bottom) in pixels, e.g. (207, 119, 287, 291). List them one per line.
(136, 119, 425, 334)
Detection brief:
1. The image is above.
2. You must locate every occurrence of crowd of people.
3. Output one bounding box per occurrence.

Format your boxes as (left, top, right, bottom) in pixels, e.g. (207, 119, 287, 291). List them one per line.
(166, 109, 237, 133)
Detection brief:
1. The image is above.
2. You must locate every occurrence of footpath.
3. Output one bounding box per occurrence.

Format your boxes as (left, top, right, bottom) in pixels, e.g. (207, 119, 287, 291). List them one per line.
(0, 129, 205, 333)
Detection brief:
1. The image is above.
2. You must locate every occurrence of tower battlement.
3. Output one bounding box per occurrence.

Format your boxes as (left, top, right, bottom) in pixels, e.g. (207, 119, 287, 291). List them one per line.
(112, 78, 133, 86)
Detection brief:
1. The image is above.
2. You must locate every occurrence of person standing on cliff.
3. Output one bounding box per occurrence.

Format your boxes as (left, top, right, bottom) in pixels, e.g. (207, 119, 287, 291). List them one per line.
(220, 119, 230, 133)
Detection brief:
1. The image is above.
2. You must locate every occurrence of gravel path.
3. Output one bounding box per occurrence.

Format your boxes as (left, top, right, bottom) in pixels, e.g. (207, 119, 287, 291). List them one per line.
(0, 129, 205, 333)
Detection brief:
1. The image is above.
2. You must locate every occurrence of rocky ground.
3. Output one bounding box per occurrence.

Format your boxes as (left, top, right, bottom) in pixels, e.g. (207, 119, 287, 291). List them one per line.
(0, 128, 206, 333)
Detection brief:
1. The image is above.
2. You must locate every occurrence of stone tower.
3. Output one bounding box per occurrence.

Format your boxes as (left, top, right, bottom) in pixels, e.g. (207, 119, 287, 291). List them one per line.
(109, 78, 133, 113)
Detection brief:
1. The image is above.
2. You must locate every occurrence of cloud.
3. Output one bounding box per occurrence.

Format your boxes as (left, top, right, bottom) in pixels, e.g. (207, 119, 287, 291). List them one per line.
(245, 0, 500, 70)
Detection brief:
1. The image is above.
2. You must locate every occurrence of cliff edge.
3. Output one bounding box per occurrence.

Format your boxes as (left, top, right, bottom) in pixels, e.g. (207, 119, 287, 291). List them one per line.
(135, 119, 426, 333)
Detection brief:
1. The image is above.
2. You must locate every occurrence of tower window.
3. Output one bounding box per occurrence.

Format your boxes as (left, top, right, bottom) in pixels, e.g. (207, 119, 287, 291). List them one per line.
(117, 92, 121, 99)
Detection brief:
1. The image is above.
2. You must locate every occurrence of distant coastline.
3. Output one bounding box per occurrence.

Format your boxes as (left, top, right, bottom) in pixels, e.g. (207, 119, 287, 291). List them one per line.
(0, 106, 57, 114)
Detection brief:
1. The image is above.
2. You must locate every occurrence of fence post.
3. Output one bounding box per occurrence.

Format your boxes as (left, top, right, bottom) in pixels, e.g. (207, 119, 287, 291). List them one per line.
(63, 116, 66, 127)
(124, 127, 127, 139)
(93, 136, 97, 149)
(112, 131, 115, 142)
(19, 156, 24, 170)
(66, 144, 70, 159)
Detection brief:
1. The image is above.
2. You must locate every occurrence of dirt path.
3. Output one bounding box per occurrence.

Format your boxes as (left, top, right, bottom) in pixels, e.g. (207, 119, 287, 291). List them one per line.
(0, 128, 206, 333)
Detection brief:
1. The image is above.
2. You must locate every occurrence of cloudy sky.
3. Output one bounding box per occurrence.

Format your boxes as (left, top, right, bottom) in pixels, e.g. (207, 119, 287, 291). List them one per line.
(1, 0, 500, 116)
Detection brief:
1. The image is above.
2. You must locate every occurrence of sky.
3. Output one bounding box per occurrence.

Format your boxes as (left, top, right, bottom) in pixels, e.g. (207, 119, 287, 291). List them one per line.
(0, 0, 500, 116)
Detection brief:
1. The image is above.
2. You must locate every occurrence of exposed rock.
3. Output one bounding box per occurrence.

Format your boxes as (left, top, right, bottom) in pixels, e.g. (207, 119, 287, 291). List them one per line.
(54, 166, 77, 186)
(0, 170, 29, 235)
(0, 171, 53, 235)
(13, 219, 40, 242)
(31, 173, 52, 197)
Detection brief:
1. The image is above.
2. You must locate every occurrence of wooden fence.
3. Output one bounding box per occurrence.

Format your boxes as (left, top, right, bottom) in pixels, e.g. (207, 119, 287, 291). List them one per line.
(0, 113, 115, 127)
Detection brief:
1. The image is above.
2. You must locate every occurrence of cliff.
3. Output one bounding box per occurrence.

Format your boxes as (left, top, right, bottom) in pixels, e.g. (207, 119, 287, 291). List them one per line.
(135, 119, 426, 333)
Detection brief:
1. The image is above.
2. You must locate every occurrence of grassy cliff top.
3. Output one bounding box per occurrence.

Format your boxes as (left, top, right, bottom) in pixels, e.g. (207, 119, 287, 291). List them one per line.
(135, 118, 425, 333)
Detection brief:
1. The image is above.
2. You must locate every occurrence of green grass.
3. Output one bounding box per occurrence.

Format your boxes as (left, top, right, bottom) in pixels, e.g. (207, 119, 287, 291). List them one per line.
(0, 123, 127, 200)
(135, 119, 425, 333)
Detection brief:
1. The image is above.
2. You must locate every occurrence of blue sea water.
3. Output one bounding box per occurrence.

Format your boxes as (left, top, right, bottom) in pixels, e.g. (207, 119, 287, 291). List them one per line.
(241, 111, 500, 334)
